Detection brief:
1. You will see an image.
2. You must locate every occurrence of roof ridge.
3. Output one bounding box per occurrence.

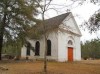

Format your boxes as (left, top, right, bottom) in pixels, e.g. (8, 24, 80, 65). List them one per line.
(46, 12, 71, 20)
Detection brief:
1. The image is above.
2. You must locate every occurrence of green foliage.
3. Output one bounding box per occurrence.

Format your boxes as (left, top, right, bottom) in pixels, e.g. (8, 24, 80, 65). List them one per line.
(2, 38, 24, 56)
(84, 12, 100, 33)
(81, 39, 100, 59)
(0, 0, 40, 41)
(0, 0, 41, 59)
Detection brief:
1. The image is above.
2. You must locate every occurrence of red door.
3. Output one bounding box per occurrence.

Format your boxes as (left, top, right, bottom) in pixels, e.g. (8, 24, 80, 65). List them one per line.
(68, 47, 73, 61)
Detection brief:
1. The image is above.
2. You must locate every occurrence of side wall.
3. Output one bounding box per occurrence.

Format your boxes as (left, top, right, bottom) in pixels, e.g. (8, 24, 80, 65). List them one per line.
(21, 32, 58, 60)
(58, 32, 68, 62)
(74, 36, 81, 61)
(21, 40, 35, 59)
(46, 32, 58, 60)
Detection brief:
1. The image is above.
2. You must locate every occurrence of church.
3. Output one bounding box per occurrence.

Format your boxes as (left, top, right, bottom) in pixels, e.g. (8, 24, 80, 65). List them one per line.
(21, 12, 82, 62)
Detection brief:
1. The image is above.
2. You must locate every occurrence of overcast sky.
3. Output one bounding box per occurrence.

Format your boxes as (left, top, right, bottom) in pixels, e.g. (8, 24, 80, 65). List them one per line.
(44, 0, 100, 42)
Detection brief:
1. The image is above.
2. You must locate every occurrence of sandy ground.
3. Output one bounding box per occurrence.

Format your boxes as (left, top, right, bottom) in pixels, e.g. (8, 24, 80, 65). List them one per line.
(0, 60, 100, 74)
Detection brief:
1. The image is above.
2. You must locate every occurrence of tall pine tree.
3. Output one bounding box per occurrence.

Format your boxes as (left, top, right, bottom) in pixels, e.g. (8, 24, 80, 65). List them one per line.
(0, 0, 40, 60)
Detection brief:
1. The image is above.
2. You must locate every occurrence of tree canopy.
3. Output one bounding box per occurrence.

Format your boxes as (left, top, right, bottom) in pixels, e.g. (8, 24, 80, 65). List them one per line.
(0, 0, 40, 60)
(0, 0, 39, 40)
(81, 39, 100, 59)
(84, 10, 100, 32)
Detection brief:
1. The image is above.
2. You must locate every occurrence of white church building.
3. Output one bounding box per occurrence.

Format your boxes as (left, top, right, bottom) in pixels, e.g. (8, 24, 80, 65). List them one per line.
(21, 12, 82, 62)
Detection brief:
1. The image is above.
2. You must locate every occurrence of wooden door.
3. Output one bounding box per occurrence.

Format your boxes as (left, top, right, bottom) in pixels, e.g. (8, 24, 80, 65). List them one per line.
(68, 47, 73, 61)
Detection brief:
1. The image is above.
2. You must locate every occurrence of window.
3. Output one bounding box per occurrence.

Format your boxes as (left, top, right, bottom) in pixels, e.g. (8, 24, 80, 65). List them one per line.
(35, 41, 40, 56)
(47, 40, 51, 56)
(26, 42, 31, 56)
(68, 40, 73, 45)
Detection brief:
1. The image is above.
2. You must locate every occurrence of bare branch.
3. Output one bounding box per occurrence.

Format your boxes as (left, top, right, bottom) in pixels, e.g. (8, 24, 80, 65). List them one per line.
(45, 0, 52, 10)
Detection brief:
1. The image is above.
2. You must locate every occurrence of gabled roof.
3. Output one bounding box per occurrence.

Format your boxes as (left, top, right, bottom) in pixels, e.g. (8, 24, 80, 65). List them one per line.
(33, 12, 71, 33)
(37, 12, 71, 33)
(44, 12, 81, 36)
(30, 12, 81, 39)
(45, 12, 71, 26)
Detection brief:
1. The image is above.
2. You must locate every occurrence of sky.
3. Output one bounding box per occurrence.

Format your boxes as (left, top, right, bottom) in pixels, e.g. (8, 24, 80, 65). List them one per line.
(44, 0, 100, 42)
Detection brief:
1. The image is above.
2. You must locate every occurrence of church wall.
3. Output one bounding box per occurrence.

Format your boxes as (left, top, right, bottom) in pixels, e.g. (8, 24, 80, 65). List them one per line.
(58, 32, 68, 62)
(58, 31, 81, 62)
(57, 13, 81, 62)
(21, 32, 58, 60)
(74, 36, 81, 61)
(21, 46, 27, 58)
(46, 32, 58, 60)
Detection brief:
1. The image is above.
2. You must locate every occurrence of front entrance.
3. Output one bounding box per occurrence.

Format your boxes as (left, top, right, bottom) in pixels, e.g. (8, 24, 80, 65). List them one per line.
(68, 47, 73, 61)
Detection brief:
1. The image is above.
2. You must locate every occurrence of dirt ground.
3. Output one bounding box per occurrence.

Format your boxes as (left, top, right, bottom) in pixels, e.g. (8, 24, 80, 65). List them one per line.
(0, 60, 100, 74)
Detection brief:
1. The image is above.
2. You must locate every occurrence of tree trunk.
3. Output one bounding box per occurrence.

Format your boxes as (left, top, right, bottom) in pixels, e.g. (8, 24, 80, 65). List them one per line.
(41, 10, 48, 73)
(44, 35, 47, 73)
(0, 13, 7, 60)
(0, 34, 4, 60)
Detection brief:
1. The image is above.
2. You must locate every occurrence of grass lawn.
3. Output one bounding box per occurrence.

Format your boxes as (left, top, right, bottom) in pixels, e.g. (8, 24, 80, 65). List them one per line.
(0, 60, 100, 74)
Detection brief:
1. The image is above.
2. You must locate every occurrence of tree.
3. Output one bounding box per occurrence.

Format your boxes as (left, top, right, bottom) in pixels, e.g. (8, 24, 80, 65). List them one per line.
(28, 0, 75, 73)
(3, 37, 24, 58)
(71, 0, 99, 4)
(33, 0, 55, 73)
(0, 0, 39, 60)
(81, 39, 100, 59)
(84, 11, 100, 33)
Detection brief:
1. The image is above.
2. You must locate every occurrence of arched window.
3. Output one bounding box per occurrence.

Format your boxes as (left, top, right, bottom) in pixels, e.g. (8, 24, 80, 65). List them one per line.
(47, 40, 51, 56)
(68, 40, 73, 45)
(35, 41, 40, 56)
(26, 42, 31, 56)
